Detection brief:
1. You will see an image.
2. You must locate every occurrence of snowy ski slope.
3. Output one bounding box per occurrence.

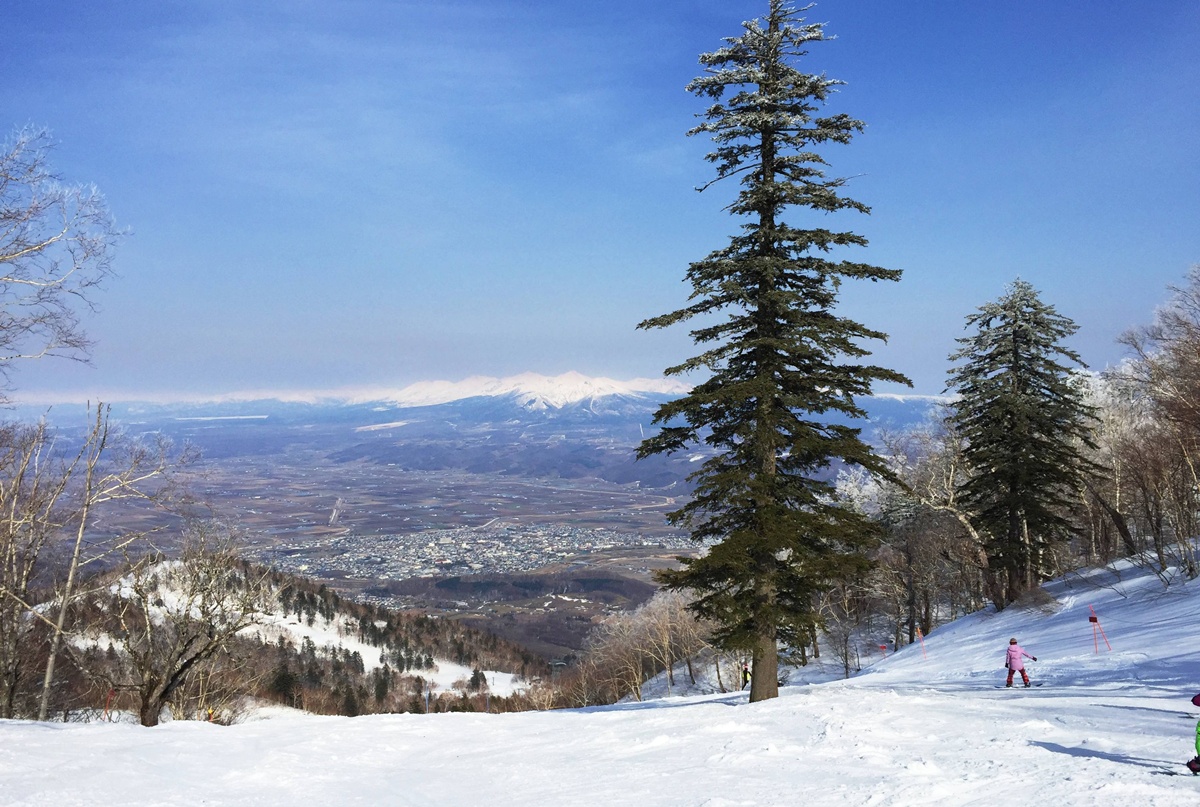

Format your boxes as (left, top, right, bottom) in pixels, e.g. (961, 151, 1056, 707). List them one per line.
(2, 555, 1198, 806)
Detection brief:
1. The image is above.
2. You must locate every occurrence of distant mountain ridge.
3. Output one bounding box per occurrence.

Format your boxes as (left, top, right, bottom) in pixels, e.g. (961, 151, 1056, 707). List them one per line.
(18, 371, 942, 412)
(365, 371, 691, 410)
(15, 373, 947, 489)
(16, 372, 692, 412)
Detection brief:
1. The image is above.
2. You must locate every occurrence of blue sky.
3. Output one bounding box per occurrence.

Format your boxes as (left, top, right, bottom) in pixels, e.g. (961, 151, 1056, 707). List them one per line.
(3, 0, 1197, 401)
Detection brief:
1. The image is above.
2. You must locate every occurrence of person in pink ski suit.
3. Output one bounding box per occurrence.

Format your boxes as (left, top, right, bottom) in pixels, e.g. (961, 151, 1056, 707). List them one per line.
(1005, 638, 1036, 687)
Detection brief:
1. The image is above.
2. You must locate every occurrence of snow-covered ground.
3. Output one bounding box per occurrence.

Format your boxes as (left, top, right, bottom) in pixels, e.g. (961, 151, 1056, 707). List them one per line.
(3, 556, 1199, 806)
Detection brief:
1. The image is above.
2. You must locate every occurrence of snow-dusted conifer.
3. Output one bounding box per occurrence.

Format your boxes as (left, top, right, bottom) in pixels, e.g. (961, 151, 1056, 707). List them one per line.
(946, 279, 1099, 607)
(638, 0, 908, 702)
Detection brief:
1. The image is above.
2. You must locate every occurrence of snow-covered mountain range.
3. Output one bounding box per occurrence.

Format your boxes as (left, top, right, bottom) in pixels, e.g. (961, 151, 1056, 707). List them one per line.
(21, 372, 693, 411)
(18, 373, 945, 489)
(23, 371, 940, 419)
(358, 371, 692, 410)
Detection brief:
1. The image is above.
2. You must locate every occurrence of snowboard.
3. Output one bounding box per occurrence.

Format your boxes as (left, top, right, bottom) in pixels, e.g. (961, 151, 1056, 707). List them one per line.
(1151, 767, 1197, 777)
(993, 682, 1044, 688)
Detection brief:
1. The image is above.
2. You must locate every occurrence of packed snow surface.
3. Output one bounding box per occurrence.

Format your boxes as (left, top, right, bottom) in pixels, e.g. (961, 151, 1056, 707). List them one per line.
(3, 556, 1200, 806)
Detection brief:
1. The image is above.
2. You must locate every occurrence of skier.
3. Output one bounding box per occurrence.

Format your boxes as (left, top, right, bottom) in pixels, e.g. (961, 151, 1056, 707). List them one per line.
(741, 662, 751, 691)
(1187, 692, 1200, 774)
(1004, 638, 1036, 688)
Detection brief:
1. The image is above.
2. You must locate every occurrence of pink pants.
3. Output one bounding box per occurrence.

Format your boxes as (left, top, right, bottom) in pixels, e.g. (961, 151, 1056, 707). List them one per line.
(1006, 667, 1029, 686)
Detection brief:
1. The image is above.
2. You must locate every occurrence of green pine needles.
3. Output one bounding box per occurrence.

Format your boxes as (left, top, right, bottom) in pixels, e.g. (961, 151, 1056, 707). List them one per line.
(638, 1, 908, 702)
(947, 279, 1099, 608)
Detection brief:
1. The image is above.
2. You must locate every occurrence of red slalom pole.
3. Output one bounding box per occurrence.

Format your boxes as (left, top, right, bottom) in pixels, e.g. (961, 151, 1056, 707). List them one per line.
(1088, 605, 1112, 653)
(915, 626, 928, 659)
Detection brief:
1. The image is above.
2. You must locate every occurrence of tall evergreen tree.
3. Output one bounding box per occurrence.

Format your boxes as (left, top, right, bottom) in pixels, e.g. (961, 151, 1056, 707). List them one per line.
(638, 1, 908, 702)
(946, 279, 1098, 608)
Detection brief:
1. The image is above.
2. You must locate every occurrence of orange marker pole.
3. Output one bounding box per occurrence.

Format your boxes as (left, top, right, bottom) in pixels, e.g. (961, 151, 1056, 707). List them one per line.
(915, 626, 927, 659)
(1088, 605, 1112, 652)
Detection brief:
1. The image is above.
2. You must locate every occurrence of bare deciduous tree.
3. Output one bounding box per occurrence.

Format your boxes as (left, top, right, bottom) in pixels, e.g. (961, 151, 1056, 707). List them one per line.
(585, 611, 648, 702)
(882, 423, 987, 561)
(36, 404, 191, 719)
(0, 420, 72, 717)
(1116, 266, 1200, 578)
(0, 127, 121, 400)
(635, 593, 680, 695)
(816, 583, 861, 680)
(0, 405, 187, 718)
(558, 653, 607, 708)
(1076, 375, 1143, 563)
(77, 522, 269, 726)
(575, 590, 717, 703)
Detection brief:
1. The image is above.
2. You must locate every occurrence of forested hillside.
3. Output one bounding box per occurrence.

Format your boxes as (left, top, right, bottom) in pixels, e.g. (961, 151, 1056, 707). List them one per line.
(9, 552, 550, 725)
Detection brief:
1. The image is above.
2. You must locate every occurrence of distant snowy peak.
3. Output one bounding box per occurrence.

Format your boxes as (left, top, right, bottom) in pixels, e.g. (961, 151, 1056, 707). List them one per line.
(368, 372, 690, 410)
(38, 372, 691, 410)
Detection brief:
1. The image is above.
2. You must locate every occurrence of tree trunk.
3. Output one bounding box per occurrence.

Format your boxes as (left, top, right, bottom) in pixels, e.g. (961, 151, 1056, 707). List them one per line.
(905, 575, 916, 645)
(1022, 517, 1034, 594)
(921, 589, 932, 636)
(748, 632, 778, 703)
(140, 697, 163, 727)
(984, 567, 1008, 611)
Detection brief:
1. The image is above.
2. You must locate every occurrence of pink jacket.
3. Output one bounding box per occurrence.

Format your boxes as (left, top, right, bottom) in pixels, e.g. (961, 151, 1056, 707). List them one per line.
(1006, 644, 1033, 671)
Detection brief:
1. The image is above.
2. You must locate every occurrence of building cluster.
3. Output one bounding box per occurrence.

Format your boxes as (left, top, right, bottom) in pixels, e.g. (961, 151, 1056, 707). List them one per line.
(260, 522, 693, 581)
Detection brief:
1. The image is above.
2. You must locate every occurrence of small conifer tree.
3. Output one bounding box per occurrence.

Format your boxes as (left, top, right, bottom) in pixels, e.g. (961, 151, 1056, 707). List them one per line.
(946, 279, 1099, 607)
